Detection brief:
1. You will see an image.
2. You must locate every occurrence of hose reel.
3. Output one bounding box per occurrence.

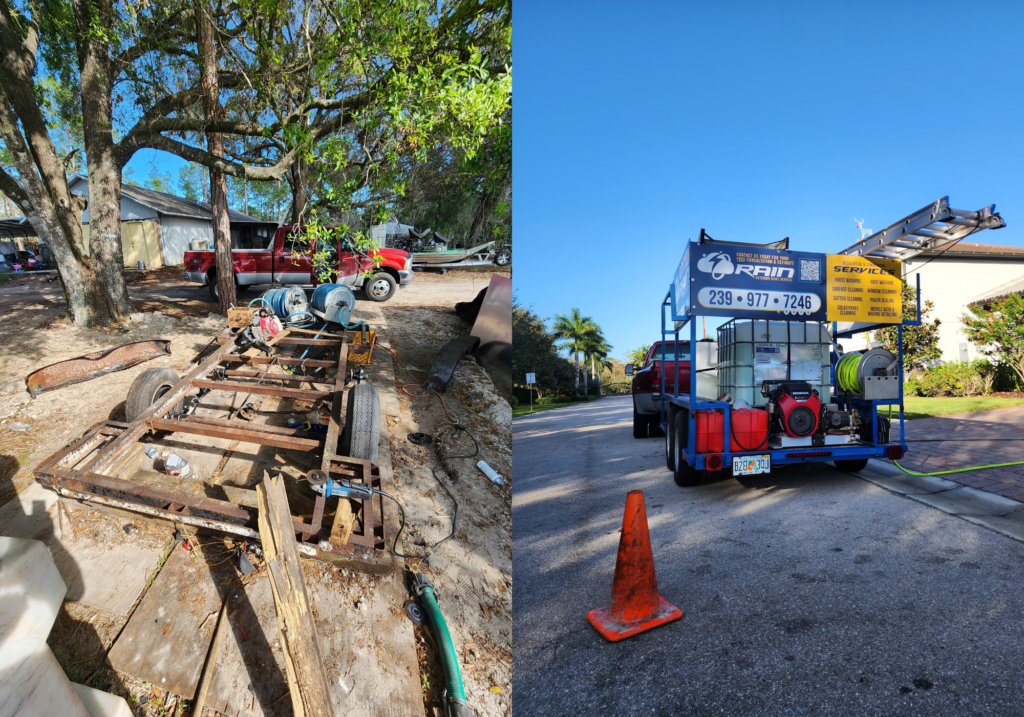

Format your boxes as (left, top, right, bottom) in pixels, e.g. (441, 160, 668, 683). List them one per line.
(310, 284, 362, 327)
(836, 348, 899, 400)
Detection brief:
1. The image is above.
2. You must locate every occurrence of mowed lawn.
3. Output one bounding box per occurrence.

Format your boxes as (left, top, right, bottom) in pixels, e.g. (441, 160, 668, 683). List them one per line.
(901, 395, 1024, 420)
(512, 400, 598, 419)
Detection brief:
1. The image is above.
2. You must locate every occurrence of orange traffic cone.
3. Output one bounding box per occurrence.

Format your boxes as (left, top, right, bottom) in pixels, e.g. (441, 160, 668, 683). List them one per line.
(587, 490, 683, 641)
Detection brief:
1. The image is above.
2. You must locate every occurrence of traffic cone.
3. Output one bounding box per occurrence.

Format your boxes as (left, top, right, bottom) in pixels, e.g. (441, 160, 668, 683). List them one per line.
(587, 490, 683, 641)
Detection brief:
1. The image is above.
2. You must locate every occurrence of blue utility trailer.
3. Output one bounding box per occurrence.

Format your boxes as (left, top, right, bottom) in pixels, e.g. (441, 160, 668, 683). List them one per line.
(659, 235, 920, 486)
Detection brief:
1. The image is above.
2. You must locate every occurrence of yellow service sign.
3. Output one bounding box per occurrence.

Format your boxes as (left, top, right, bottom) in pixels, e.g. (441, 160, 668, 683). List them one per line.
(825, 254, 902, 323)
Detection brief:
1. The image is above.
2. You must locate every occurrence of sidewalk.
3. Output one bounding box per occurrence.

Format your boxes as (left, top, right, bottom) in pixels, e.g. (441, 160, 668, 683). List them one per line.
(893, 405, 1024, 503)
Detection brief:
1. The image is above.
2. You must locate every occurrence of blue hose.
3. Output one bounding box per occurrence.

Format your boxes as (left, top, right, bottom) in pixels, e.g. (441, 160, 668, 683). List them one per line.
(259, 287, 315, 327)
(310, 284, 363, 328)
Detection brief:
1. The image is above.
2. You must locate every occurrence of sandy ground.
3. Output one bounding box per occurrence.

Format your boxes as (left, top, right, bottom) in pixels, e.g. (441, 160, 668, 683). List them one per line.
(0, 268, 511, 717)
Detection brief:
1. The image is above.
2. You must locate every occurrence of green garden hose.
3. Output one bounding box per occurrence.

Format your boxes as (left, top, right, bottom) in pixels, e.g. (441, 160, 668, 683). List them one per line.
(836, 352, 863, 394)
(894, 459, 1024, 477)
(414, 573, 473, 717)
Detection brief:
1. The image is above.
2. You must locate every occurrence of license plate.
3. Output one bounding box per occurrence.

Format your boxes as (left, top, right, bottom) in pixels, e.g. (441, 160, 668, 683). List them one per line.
(733, 454, 770, 476)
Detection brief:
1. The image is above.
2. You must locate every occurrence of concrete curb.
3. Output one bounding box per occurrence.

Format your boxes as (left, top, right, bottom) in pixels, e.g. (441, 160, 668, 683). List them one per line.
(857, 459, 1024, 544)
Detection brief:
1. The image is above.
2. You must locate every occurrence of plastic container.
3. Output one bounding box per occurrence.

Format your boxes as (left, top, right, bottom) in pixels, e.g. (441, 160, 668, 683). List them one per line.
(694, 409, 725, 454)
(728, 407, 769, 452)
(164, 453, 191, 478)
(694, 407, 770, 454)
(717, 319, 832, 407)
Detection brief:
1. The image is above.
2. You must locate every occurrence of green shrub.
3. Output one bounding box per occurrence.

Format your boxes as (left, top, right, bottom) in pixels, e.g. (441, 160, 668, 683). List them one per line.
(601, 381, 632, 396)
(907, 360, 996, 397)
(510, 395, 519, 408)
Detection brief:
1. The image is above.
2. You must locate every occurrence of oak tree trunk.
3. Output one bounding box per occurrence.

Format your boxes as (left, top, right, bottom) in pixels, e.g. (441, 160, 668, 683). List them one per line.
(196, 0, 235, 313)
(290, 155, 309, 224)
(0, 0, 133, 327)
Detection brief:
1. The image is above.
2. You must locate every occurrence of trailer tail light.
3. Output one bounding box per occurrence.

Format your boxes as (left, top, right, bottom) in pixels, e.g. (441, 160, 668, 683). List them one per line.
(785, 451, 832, 458)
(706, 454, 723, 471)
(887, 446, 904, 460)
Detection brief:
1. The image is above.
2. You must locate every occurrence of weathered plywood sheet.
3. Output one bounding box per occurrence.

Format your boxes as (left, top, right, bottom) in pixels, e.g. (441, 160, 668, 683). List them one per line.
(107, 546, 222, 698)
(0, 484, 168, 615)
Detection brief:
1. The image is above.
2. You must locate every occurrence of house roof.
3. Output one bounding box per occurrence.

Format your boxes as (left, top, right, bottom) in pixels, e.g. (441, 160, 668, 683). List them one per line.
(969, 274, 1024, 305)
(0, 217, 36, 239)
(69, 174, 267, 224)
(918, 241, 1024, 260)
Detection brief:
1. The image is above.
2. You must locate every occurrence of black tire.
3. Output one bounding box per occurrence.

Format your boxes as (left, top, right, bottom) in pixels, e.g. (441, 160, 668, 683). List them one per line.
(834, 458, 869, 473)
(495, 248, 511, 266)
(341, 383, 381, 463)
(665, 408, 676, 472)
(648, 413, 665, 438)
(632, 405, 649, 439)
(125, 367, 181, 422)
(208, 273, 242, 301)
(673, 411, 702, 487)
(364, 273, 397, 302)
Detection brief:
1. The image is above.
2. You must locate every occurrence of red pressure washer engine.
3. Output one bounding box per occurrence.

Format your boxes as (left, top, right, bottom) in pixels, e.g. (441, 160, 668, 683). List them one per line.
(762, 381, 821, 438)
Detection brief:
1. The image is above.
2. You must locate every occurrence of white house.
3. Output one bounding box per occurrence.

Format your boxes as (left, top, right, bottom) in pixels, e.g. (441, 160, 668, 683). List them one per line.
(68, 175, 273, 267)
(893, 242, 1024, 363)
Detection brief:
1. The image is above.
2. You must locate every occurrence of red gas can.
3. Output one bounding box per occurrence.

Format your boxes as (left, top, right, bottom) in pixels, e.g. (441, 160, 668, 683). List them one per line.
(729, 407, 769, 452)
(694, 409, 725, 454)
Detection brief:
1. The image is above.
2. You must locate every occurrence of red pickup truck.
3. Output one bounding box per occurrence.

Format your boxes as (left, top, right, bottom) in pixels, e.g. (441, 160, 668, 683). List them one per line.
(183, 224, 413, 301)
(627, 341, 692, 439)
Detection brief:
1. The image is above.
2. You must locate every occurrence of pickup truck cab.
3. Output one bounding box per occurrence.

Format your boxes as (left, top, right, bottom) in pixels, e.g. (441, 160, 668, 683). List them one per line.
(183, 224, 413, 301)
(626, 341, 692, 439)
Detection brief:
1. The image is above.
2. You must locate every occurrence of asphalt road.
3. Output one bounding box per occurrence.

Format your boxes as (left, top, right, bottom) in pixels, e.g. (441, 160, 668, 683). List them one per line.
(512, 396, 1024, 716)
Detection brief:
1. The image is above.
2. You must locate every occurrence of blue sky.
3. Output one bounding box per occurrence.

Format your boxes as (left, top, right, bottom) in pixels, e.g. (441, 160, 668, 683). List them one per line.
(513, 1, 1024, 362)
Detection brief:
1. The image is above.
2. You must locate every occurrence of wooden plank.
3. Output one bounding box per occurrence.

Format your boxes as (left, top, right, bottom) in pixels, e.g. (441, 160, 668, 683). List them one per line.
(105, 442, 145, 480)
(107, 546, 222, 699)
(228, 307, 259, 328)
(257, 472, 333, 717)
(192, 600, 228, 716)
(320, 341, 349, 474)
(328, 498, 354, 548)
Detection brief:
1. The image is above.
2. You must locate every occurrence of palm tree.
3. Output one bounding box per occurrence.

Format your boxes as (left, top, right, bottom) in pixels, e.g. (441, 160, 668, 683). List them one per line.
(552, 309, 599, 394)
(582, 333, 612, 395)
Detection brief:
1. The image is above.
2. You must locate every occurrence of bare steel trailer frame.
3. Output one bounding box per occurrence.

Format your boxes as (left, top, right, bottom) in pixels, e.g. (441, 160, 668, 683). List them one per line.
(33, 324, 389, 565)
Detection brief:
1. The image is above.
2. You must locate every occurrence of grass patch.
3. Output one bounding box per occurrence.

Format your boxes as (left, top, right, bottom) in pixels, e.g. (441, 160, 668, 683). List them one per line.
(513, 400, 596, 418)
(898, 395, 1024, 420)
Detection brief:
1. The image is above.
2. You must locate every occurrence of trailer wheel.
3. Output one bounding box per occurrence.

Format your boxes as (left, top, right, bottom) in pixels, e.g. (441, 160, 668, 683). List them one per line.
(495, 248, 511, 266)
(664, 408, 676, 472)
(673, 413, 702, 487)
(648, 413, 664, 438)
(364, 273, 397, 302)
(341, 382, 380, 463)
(632, 406, 648, 439)
(125, 368, 182, 422)
(834, 458, 869, 473)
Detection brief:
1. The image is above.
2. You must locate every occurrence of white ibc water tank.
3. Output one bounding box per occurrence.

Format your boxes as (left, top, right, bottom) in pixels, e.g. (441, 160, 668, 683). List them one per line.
(716, 320, 832, 407)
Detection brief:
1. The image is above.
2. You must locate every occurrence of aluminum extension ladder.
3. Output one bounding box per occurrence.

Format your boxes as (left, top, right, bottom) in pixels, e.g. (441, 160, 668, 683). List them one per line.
(838, 197, 1005, 261)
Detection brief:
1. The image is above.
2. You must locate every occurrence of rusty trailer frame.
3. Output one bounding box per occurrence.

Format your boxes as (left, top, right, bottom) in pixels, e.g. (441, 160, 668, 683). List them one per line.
(33, 325, 387, 564)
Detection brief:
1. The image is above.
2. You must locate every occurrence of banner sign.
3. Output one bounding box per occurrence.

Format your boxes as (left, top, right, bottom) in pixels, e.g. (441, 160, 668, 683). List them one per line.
(670, 244, 691, 321)
(825, 255, 902, 323)
(687, 243, 828, 321)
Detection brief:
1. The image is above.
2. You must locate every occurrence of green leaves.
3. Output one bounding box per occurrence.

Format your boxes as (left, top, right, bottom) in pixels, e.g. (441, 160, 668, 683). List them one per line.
(961, 293, 1024, 388)
(874, 281, 941, 372)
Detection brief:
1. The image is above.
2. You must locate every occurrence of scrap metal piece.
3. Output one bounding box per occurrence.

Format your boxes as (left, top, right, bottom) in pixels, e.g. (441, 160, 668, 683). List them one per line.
(25, 339, 172, 398)
(423, 336, 480, 394)
(470, 274, 512, 395)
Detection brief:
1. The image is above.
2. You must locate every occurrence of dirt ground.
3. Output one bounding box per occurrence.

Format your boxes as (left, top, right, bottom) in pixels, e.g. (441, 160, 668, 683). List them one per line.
(0, 268, 511, 717)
